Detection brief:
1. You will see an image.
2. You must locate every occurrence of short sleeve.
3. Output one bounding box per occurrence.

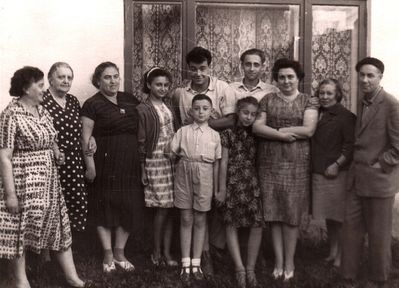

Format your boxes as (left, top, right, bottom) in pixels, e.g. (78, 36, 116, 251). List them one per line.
(259, 93, 271, 113)
(81, 99, 97, 121)
(170, 127, 182, 155)
(305, 95, 320, 110)
(0, 110, 17, 149)
(220, 129, 232, 149)
(221, 85, 236, 116)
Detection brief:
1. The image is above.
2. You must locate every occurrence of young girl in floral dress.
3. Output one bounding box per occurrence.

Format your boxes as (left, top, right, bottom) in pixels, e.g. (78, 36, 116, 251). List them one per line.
(137, 67, 178, 266)
(216, 96, 264, 288)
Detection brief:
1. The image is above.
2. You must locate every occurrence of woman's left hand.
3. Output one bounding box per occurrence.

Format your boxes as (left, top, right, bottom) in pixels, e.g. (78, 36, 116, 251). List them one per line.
(55, 152, 65, 165)
(324, 163, 339, 178)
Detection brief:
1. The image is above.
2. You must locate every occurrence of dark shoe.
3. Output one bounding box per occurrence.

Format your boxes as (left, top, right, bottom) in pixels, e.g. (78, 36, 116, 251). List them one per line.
(235, 271, 246, 288)
(180, 267, 191, 284)
(246, 270, 257, 288)
(192, 266, 205, 281)
(201, 251, 214, 277)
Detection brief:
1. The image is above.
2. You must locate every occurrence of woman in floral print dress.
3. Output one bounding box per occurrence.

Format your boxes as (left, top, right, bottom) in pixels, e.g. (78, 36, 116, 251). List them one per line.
(0, 67, 92, 288)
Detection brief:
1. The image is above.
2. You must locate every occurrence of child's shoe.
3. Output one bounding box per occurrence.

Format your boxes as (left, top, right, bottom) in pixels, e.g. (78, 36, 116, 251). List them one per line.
(180, 267, 191, 284)
(192, 266, 205, 281)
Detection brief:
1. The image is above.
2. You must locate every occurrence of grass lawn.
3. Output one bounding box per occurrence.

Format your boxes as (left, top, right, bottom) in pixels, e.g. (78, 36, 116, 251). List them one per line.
(1, 226, 399, 288)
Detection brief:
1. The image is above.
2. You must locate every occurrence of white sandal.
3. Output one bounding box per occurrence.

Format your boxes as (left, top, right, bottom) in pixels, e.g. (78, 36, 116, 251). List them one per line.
(114, 259, 135, 272)
(102, 261, 116, 273)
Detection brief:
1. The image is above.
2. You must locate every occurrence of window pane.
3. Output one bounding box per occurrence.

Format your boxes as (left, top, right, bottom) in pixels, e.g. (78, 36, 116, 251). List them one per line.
(196, 3, 300, 83)
(131, 2, 182, 100)
(312, 6, 359, 110)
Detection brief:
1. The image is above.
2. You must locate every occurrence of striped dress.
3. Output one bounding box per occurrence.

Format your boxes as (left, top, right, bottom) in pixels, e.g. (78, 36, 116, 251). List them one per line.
(81, 92, 143, 232)
(144, 103, 174, 208)
(0, 99, 72, 259)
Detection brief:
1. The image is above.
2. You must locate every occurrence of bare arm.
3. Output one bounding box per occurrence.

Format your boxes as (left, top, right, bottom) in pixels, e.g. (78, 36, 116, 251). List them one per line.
(0, 148, 19, 214)
(209, 114, 236, 131)
(81, 116, 96, 182)
(215, 147, 228, 205)
(252, 112, 296, 142)
(52, 142, 65, 165)
(279, 109, 318, 139)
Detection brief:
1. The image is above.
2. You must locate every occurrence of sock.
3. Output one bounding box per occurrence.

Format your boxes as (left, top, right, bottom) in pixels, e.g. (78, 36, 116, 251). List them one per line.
(182, 257, 191, 268)
(192, 258, 201, 272)
(114, 248, 126, 262)
(103, 249, 113, 264)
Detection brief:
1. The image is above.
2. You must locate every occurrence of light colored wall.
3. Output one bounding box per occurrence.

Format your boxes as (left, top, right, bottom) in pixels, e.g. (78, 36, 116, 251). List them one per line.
(0, 0, 124, 109)
(370, 0, 399, 98)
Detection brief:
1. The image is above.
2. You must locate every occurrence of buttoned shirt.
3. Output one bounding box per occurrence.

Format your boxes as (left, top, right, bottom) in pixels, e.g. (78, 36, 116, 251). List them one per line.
(230, 79, 279, 102)
(170, 122, 221, 163)
(173, 76, 236, 125)
(361, 86, 382, 126)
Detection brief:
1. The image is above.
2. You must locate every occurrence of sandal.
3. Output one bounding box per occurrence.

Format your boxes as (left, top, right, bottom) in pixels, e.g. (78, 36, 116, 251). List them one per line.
(114, 259, 135, 272)
(102, 261, 116, 273)
(163, 256, 178, 267)
(151, 254, 162, 266)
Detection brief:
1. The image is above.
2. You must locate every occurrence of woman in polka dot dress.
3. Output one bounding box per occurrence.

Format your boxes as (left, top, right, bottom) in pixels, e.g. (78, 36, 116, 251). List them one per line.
(42, 62, 92, 234)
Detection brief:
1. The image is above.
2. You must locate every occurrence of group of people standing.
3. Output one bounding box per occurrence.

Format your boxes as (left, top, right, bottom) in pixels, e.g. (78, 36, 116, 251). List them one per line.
(0, 45, 398, 288)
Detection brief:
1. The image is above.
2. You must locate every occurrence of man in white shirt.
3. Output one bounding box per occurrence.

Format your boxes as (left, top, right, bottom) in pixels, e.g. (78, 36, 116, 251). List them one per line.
(230, 48, 278, 102)
(172, 46, 236, 131)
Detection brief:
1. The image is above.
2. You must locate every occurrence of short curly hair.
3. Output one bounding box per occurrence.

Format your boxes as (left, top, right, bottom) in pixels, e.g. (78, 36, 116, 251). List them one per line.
(91, 62, 119, 89)
(9, 66, 44, 97)
(315, 78, 344, 103)
(272, 58, 304, 82)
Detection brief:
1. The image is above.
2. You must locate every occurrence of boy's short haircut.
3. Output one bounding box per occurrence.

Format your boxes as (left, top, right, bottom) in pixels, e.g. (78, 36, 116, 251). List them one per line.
(240, 48, 266, 64)
(186, 47, 212, 65)
(192, 94, 213, 106)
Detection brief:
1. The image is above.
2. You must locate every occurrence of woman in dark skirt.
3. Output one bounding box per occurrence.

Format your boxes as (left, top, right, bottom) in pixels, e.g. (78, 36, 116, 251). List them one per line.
(311, 78, 356, 267)
(81, 62, 143, 273)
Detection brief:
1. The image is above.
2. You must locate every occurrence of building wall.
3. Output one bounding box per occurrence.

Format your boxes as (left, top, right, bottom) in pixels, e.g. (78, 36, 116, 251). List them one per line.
(1, 0, 398, 109)
(0, 0, 124, 109)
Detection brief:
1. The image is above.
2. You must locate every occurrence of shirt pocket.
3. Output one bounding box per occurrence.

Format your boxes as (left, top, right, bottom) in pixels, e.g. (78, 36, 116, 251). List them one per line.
(201, 142, 217, 163)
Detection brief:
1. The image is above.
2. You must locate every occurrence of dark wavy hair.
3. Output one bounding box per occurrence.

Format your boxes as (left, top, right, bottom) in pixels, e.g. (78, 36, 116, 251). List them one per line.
(272, 58, 304, 82)
(142, 67, 172, 94)
(91, 62, 119, 89)
(186, 47, 212, 65)
(240, 48, 266, 64)
(315, 78, 344, 103)
(9, 66, 44, 97)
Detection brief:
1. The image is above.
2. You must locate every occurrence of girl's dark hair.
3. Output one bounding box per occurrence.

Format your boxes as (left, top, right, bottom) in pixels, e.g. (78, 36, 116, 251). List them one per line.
(236, 96, 259, 112)
(47, 62, 74, 82)
(91, 61, 119, 89)
(315, 78, 344, 103)
(272, 58, 304, 82)
(9, 66, 44, 97)
(142, 67, 172, 94)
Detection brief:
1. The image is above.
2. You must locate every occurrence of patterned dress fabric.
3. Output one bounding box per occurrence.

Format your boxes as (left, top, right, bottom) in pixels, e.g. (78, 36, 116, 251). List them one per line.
(220, 126, 263, 228)
(81, 92, 143, 232)
(144, 103, 174, 208)
(42, 90, 87, 231)
(257, 92, 318, 226)
(0, 99, 72, 259)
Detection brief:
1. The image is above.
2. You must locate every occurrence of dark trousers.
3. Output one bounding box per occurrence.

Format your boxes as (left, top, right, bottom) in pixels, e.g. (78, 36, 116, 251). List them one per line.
(341, 188, 394, 282)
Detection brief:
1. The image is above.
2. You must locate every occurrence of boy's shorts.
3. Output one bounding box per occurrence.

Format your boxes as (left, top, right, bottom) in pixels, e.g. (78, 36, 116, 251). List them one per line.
(174, 158, 213, 212)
